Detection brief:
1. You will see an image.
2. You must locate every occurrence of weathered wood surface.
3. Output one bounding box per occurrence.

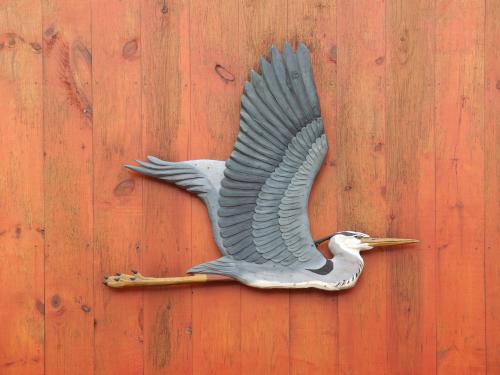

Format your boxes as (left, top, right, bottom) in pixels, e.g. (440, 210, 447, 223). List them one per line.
(0, 1, 497, 374)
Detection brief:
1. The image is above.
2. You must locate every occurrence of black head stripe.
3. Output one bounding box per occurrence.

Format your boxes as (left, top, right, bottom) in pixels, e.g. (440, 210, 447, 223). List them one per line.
(336, 231, 357, 236)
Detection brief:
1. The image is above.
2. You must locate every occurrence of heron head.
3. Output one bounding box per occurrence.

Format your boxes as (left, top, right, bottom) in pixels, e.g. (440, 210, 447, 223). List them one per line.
(314, 231, 419, 256)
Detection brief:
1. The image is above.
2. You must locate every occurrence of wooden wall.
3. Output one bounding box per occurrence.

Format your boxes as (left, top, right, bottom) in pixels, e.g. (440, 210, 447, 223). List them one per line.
(0, 0, 498, 374)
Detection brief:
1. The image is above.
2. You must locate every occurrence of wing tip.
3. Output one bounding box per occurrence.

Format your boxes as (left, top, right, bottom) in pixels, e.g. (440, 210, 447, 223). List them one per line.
(283, 41, 293, 56)
(259, 55, 271, 70)
(147, 155, 170, 165)
(125, 164, 148, 175)
(269, 41, 311, 60)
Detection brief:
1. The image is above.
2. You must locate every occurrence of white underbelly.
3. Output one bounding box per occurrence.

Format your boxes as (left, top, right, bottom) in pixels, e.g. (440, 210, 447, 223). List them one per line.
(245, 278, 358, 291)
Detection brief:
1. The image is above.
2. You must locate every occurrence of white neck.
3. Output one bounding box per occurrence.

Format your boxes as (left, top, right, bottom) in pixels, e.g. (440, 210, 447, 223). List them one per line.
(328, 241, 363, 262)
(320, 240, 364, 289)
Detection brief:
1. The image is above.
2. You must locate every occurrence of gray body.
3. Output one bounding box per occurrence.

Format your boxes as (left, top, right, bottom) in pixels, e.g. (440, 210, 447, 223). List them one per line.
(128, 43, 364, 291)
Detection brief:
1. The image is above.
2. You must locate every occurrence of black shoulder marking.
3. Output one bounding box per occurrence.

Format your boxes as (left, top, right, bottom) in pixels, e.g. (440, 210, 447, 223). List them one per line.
(307, 259, 333, 275)
(337, 231, 356, 236)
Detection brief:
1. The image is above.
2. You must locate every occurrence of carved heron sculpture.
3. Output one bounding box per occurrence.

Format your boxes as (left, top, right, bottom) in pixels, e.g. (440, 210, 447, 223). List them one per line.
(105, 43, 417, 291)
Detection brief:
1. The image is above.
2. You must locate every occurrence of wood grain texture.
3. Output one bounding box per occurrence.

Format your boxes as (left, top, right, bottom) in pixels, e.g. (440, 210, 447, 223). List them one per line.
(140, 1, 192, 374)
(336, 1, 388, 373)
(435, 0, 486, 373)
(42, 0, 94, 373)
(0, 1, 44, 373)
(287, 2, 339, 374)
(91, 0, 143, 374)
(1, 0, 496, 373)
(190, 1, 241, 373)
(385, 0, 436, 373)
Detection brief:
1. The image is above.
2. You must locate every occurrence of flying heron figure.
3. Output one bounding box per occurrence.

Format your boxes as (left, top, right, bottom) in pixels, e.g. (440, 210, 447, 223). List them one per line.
(105, 43, 418, 291)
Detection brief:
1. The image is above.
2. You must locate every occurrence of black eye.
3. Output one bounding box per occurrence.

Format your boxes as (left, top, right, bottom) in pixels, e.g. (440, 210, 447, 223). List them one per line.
(354, 235, 363, 239)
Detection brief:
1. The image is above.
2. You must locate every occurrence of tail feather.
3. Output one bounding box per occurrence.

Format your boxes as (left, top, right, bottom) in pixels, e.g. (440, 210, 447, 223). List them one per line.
(187, 256, 237, 277)
(126, 157, 211, 195)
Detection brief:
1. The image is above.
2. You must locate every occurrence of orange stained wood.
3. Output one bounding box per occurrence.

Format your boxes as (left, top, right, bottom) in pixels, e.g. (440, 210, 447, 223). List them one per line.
(0, 1, 44, 374)
(0, 1, 497, 375)
(385, 0, 436, 373)
(141, 1, 192, 373)
(42, 0, 94, 373)
(337, 1, 389, 373)
(92, 0, 143, 373)
(190, 2, 241, 374)
(435, 0, 486, 373)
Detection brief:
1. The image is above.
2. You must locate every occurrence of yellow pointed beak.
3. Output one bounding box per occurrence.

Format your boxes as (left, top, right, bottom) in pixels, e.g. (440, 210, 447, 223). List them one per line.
(360, 237, 419, 247)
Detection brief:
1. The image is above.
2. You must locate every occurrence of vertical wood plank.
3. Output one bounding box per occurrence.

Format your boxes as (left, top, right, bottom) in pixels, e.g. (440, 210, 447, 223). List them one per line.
(287, 2, 339, 374)
(0, 1, 44, 373)
(435, 0, 486, 373)
(484, 0, 500, 373)
(92, 1, 143, 374)
(189, 1, 241, 373)
(141, 1, 192, 373)
(238, 2, 290, 374)
(336, 0, 388, 373)
(385, 0, 436, 373)
(42, 0, 94, 373)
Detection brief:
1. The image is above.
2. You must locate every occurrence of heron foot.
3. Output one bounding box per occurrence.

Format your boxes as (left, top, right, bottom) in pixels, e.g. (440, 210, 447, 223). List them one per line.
(103, 270, 145, 288)
(103, 270, 211, 288)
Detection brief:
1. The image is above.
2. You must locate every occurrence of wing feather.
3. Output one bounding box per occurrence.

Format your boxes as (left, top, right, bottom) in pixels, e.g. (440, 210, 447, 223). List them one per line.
(217, 43, 328, 267)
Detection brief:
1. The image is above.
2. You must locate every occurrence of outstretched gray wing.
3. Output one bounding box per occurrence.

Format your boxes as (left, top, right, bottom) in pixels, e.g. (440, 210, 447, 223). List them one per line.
(218, 42, 328, 268)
